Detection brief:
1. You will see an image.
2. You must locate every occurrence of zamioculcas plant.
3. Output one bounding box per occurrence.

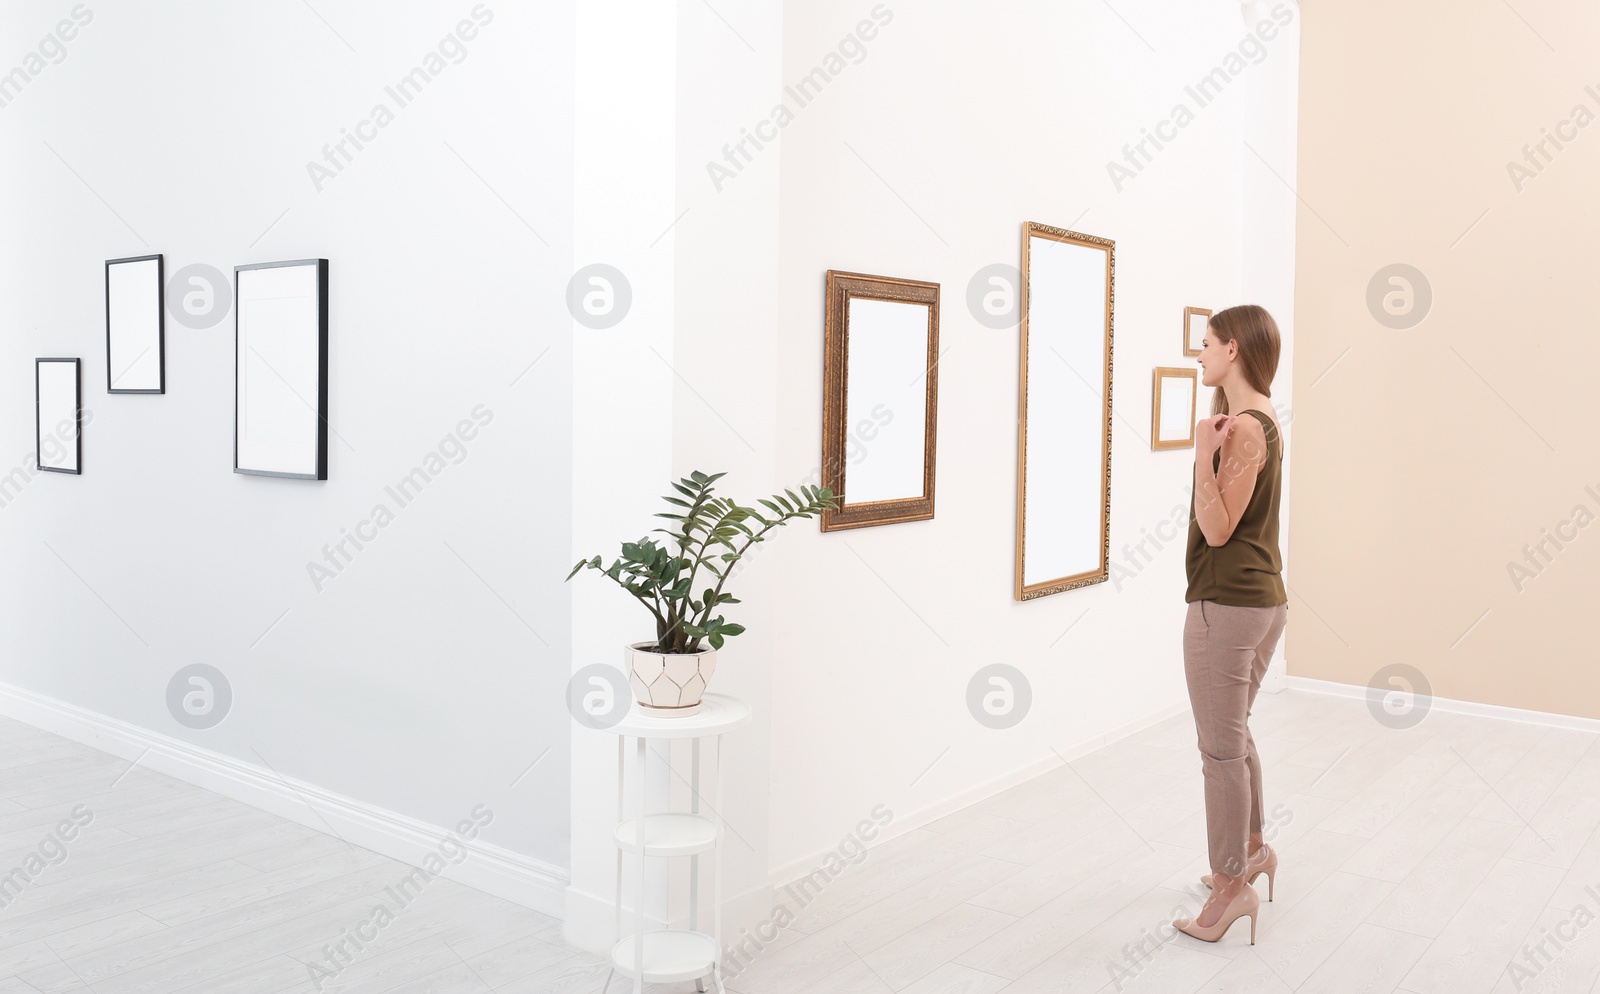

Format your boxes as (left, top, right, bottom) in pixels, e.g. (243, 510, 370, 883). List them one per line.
(567, 471, 838, 654)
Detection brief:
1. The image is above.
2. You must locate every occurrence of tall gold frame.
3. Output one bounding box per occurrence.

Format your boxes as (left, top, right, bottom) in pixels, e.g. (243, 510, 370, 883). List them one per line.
(820, 270, 940, 531)
(1015, 222, 1115, 600)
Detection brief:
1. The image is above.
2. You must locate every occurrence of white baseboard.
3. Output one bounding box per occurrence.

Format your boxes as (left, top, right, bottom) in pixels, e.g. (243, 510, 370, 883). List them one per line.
(1285, 675, 1600, 732)
(0, 680, 569, 917)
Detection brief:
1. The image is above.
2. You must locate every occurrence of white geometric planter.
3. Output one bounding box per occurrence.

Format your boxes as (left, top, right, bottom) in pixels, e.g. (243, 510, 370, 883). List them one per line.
(626, 642, 717, 717)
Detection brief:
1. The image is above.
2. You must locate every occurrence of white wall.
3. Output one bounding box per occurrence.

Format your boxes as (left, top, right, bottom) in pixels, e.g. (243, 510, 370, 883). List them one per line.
(667, 0, 788, 943)
(0, 0, 574, 903)
(563, 0, 793, 950)
(767, 0, 1302, 878)
(563, 0, 685, 950)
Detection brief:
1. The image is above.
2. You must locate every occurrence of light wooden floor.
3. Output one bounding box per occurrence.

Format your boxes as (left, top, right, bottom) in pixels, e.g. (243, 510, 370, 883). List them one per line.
(4, 687, 1600, 994)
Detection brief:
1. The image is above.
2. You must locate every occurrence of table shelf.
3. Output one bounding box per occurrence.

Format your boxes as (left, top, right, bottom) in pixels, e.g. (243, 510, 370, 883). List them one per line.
(615, 812, 719, 856)
(610, 929, 718, 982)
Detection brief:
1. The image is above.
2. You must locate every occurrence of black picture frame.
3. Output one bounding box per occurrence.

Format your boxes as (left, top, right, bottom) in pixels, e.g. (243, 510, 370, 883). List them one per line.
(36, 357, 82, 475)
(105, 253, 165, 394)
(233, 259, 329, 481)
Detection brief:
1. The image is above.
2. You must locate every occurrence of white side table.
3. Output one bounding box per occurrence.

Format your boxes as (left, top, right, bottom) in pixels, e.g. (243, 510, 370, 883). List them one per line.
(602, 692, 751, 994)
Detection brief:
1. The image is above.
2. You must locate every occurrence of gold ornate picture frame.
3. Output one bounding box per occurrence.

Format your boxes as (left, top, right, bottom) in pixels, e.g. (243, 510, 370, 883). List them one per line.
(1015, 222, 1114, 600)
(1151, 367, 1198, 451)
(820, 270, 940, 531)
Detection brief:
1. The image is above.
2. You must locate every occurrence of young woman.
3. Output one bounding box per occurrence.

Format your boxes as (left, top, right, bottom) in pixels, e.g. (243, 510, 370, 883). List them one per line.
(1171, 304, 1289, 945)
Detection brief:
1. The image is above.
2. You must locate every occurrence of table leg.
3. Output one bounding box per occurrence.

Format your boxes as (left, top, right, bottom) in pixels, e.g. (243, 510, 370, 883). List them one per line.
(714, 733, 724, 991)
(634, 734, 646, 994)
(606, 734, 622, 993)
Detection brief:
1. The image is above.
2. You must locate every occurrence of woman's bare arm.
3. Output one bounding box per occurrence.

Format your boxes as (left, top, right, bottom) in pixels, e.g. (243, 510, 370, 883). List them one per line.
(1194, 415, 1268, 547)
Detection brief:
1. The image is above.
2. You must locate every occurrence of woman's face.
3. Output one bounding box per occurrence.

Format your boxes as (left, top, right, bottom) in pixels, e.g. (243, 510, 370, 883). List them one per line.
(1197, 326, 1232, 387)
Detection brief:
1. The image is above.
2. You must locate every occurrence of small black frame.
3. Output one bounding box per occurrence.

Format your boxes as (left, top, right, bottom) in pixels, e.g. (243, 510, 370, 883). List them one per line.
(105, 253, 165, 394)
(36, 357, 82, 475)
(233, 258, 329, 481)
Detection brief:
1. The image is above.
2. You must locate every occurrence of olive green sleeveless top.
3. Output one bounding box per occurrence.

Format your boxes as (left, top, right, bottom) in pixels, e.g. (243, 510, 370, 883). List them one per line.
(1186, 409, 1286, 606)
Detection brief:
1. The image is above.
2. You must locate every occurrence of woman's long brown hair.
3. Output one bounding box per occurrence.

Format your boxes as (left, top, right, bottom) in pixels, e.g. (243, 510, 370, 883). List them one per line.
(1207, 304, 1282, 417)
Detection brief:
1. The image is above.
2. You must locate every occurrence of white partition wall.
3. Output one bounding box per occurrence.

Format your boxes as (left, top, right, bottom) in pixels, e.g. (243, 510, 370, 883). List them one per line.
(767, 0, 1300, 883)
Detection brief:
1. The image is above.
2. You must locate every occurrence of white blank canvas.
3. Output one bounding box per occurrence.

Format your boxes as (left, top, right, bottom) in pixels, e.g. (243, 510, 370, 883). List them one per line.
(844, 297, 929, 503)
(236, 262, 325, 478)
(1022, 235, 1109, 588)
(107, 257, 162, 392)
(1158, 375, 1196, 442)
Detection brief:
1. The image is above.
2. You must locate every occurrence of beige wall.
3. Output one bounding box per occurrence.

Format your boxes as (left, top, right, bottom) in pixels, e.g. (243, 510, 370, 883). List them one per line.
(1290, 0, 1600, 717)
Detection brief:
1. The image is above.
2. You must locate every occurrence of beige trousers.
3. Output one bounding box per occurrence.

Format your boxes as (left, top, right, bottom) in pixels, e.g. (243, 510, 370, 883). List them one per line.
(1182, 598, 1288, 878)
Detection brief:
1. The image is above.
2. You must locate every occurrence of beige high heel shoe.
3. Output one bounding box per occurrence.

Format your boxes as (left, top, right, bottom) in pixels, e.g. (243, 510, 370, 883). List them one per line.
(1202, 843, 1277, 901)
(1174, 879, 1259, 944)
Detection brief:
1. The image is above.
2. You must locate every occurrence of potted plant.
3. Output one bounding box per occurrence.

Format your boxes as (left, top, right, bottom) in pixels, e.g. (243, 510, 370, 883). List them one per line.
(567, 471, 837, 716)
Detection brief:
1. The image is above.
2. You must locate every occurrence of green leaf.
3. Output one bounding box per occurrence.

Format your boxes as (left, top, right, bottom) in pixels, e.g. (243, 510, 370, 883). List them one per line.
(721, 623, 746, 636)
(709, 632, 724, 650)
(565, 560, 587, 580)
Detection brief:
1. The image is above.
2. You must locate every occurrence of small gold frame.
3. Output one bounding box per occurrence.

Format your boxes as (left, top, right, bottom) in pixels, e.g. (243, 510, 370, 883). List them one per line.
(820, 270, 940, 531)
(1151, 367, 1198, 451)
(1182, 306, 1212, 357)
